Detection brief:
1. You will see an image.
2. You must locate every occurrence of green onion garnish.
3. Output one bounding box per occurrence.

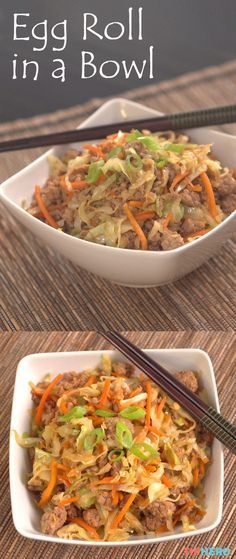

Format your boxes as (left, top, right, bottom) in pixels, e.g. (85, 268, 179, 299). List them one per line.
(108, 448, 124, 462)
(120, 406, 146, 420)
(130, 442, 159, 461)
(107, 147, 122, 159)
(165, 143, 186, 153)
(125, 129, 142, 142)
(87, 160, 105, 183)
(138, 136, 160, 151)
(59, 406, 87, 422)
(126, 152, 143, 174)
(156, 157, 169, 169)
(94, 409, 116, 418)
(116, 421, 133, 449)
(83, 428, 104, 450)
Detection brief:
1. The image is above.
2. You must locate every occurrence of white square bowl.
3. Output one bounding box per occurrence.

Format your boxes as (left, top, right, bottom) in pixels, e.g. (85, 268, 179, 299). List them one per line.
(9, 348, 224, 547)
(1, 98, 236, 287)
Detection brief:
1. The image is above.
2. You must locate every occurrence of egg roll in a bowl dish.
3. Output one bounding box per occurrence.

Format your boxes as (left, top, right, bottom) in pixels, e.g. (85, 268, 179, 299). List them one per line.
(25, 129, 236, 251)
(14, 355, 213, 542)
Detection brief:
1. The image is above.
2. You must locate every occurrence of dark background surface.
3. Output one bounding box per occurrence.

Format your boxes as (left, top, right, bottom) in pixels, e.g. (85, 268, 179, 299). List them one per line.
(0, 0, 236, 122)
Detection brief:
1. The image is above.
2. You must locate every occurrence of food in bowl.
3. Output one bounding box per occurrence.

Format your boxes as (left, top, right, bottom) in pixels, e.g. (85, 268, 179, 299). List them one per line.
(25, 129, 236, 251)
(15, 355, 212, 542)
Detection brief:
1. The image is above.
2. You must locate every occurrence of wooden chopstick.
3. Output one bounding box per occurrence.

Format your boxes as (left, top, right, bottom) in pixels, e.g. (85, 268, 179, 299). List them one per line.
(0, 104, 236, 153)
(100, 331, 236, 454)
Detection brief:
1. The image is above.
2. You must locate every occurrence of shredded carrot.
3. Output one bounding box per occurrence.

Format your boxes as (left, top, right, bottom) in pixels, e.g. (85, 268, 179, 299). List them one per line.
(199, 461, 205, 477)
(156, 397, 166, 418)
(171, 171, 188, 190)
(111, 493, 137, 529)
(57, 474, 70, 488)
(67, 517, 100, 540)
(59, 399, 68, 415)
(71, 180, 89, 189)
(192, 467, 199, 487)
(93, 476, 116, 486)
(85, 374, 97, 387)
(134, 427, 148, 443)
(161, 473, 173, 488)
(188, 182, 202, 192)
(148, 426, 165, 437)
(97, 378, 111, 408)
(128, 200, 144, 208)
(145, 381, 152, 429)
(156, 524, 168, 534)
(111, 485, 119, 506)
(56, 463, 69, 472)
(200, 172, 218, 219)
(60, 175, 73, 197)
(129, 386, 142, 398)
(62, 441, 71, 449)
(84, 144, 104, 159)
(163, 212, 173, 229)
(123, 202, 148, 250)
(38, 461, 58, 507)
(34, 186, 59, 229)
(145, 464, 157, 473)
(59, 495, 80, 507)
(163, 413, 172, 426)
(32, 201, 68, 219)
(90, 416, 103, 426)
(185, 228, 212, 240)
(135, 211, 156, 222)
(35, 373, 62, 425)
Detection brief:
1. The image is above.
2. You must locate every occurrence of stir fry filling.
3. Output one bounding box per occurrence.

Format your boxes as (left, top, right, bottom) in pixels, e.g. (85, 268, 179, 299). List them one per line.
(16, 356, 213, 542)
(25, 130, 236, 251)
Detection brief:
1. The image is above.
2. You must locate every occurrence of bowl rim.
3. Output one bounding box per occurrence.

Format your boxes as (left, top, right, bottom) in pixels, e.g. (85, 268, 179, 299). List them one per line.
(9, 347, 224, 546)
(1, 97, 235, 258)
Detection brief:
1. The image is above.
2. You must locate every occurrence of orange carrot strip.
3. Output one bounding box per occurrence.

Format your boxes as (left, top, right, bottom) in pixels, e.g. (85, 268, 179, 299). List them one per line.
(161, 473, 173, 488)
(111, 493, 137, 529)
(71, 180, 89, 189)
(145, 381, 152, 429)
(188, 182, 202, 192)
(111, 485, 119, 506)
(171, 171, 188, 190)
(148, 426, 165, 437)
(200, 172, 218, 219)
(84, 144, 104, 159)
(34, 186, 59, 229)
(59, 398, 68, 415)
(156, 397, 166, 418)
(35, 373, 62, 425)
(135, 211, 156, 222)
(85, 374, 97, 387)
(199, 461, 205, 476)
(92, 476, 116, 486)
(38, 461, 58, 507)
(185, 228, 212, 240)
(175, 500, 195, 517)
(163, 212, 173, 229)
(59, 495, 80, 507)
(123, 202, 148, 250)
(129, 386, 142, 398)
(57, 474, 70, 488)
(97, 379, 111, 408)
(128, 200, 144, 208)
(192, 467, 199, 487)
(145, 464, 157, 473)
(67, 517, 100, 540)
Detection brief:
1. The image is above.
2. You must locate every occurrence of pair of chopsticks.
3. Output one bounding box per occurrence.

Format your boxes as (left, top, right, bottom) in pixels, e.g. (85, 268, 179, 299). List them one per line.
(100, 331, 236, 455)
(1, 104, 236, 153)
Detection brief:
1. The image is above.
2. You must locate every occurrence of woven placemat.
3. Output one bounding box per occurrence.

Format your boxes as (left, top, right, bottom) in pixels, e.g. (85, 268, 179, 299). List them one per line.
(1, 60, 236, 331)
(0, 331, 235, 559)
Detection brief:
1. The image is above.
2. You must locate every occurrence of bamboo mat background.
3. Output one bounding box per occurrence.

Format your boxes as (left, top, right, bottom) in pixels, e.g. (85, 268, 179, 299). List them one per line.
(1, 60, 236, 331)
(0, 331, 235, 559)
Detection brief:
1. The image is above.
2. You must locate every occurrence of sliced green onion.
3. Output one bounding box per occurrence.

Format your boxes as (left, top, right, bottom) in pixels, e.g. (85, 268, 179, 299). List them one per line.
(156, 157, 169, 169)
(125, 129, 142, 142)
(120, 406, 146, 420)
(130, 442, 159, 461)
(126, 152, 143, 175)
(107, 147, 122, 159)
(94, 409, 116, 418)
(87, 160, 105, 183)
(116, 421, 133, 449)
(83, 428, 104, 450)
(59, 406, 87, 422)
(108, 448, 125, 462)
(165, 143, 186, 153)
(138, 136, 160, 151)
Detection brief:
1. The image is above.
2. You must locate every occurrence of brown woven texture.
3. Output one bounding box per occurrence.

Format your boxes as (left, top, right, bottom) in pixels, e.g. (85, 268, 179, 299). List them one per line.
(0, 331, 235, 559)
(1, 60, 236, 331)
